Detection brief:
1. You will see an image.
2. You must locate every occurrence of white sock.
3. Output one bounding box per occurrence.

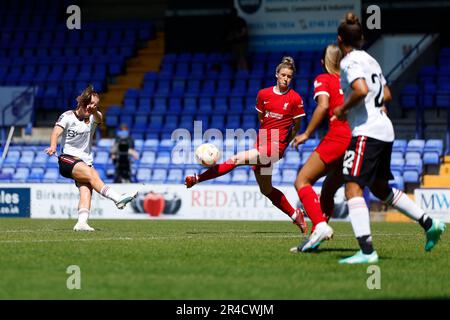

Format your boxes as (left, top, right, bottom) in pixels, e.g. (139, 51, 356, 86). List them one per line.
(385, 188, 424, 221)
(77, 208, 89, 224)
(347, 197, 371, 237)
(100, 185, 121, 202)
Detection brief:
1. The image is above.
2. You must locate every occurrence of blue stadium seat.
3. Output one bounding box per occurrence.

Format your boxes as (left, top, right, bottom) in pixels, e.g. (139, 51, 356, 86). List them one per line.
(424, 139, 444, 157)
(404, 158, 423, 175)
(94, 151, 111, 168)
(400, 84, 419, 108)
(167, 98, 182, 114)
(390, 175, 405, 191)
(406, 139, 425, 155)
(143, 139, 159, 151)
(17, 150, 35, 168)
(3, 150, 20, 166)
(42, 168, 59, 182)
(154, 152, 171, 168)
(403, 170, 420, 183)
(301, 151, 312, 165)
(26, 167, 45, 183)
(139, 151, 156, 168)
(33, 153, 48, 166)
(97, 139, 114, 150)
(151, 168, 167, 182)
(167, 169, 183, 183)
(136, 168, 152, 183)
(393, 139, 407, 153)
(281, 169, 298, 184)
(423, 152, 440, 165)
(231, 169, 248, 184)
(405, 151, 421, 162)
(284, 151, 301, 168)
(391, 151, 404, 159)
(46, 155, 58, 168)
(12, 168, 29, 182)
(390, 158, 405, 174)
(303, 139, 319, 152)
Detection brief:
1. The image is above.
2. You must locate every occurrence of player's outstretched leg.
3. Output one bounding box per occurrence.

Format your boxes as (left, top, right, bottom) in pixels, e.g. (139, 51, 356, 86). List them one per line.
(185, 161, 237, 188)
(372, 181, 447, 252)
(72, 162, 138, 210)
(114, 189, 139, 210)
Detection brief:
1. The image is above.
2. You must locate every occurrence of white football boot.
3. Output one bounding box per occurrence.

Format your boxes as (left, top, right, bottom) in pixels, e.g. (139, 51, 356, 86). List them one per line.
(115, 191, 139, 209)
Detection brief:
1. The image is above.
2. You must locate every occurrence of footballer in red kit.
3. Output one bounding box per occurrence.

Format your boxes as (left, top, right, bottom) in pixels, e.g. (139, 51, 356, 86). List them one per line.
(291, 44, 351, 252)
(255, 85, 305, 163)
(185, 56, 308, 234)
(312, 73, 351, 164)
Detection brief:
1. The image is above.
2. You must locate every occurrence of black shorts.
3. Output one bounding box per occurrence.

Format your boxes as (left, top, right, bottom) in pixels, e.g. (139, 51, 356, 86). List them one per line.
(342, 136, 394, 188)
(58, 154, 83, 179)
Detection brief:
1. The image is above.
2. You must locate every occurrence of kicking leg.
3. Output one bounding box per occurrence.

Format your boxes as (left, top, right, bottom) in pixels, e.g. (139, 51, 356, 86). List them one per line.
(72, 162, 137, 209)
(185, 149, 259, 187)
(371, 178, 446, 251)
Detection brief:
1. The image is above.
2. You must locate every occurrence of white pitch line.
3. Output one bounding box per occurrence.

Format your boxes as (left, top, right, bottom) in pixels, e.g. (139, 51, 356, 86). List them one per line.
(0, 229, 58, 234)
(0, 233, 422, 244)
(0, 237, 133, 244)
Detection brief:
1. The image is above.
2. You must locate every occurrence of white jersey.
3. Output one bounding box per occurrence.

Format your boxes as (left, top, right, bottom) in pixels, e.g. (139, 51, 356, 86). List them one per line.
(56, 110, 99, 165)
(340, 50, 395, 142)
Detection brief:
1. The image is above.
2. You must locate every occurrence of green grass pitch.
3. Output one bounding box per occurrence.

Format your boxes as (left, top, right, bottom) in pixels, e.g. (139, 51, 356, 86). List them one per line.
(0, 218, 448, 299)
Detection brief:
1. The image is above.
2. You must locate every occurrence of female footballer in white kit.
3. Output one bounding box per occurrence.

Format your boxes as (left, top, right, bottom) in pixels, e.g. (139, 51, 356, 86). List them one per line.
(45, 85, 138, 231)
(332, 13, 445, 264)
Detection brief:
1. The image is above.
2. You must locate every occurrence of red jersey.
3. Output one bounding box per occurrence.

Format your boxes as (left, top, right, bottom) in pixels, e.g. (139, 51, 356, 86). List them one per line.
(255, 86, 305, 143)
(313, 73, 348, 130)
(313, 73, 352, 164)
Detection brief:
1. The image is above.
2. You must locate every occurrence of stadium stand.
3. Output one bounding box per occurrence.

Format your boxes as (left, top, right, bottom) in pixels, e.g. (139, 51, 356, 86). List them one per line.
(0, 1, 448, 194)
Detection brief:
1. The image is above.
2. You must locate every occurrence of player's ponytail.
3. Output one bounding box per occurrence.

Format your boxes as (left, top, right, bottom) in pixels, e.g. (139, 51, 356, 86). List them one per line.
(276, 56, 296, 74)
(76, 84, 99, 108)
(337, 12, 364, 49)
(322, 44, 342, 75)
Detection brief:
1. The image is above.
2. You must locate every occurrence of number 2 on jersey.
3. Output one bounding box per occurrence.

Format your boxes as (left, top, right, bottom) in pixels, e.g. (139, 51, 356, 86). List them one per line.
(371, 73, 384, 108)
(343, 150, 356, 175)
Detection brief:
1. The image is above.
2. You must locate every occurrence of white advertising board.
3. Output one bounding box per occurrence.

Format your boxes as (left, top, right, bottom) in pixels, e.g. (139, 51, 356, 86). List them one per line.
(0, 183, 348, 221)
(414, 189, 450, 222)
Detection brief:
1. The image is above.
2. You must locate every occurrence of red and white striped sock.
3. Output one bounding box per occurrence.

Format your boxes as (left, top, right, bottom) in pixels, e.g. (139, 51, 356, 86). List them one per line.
(100, 185, 121, 202)
(385, 188, 424, 221)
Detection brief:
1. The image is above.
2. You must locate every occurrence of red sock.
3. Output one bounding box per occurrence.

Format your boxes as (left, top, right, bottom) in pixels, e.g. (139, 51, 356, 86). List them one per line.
(266, 188, 295, 217)
(197, 160, 237, 182)
(298, 185, 326, 228)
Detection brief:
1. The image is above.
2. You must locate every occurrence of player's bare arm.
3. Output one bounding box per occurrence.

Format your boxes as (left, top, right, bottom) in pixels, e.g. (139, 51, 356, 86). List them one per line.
(380, 85, 392, 115)
(45, 125, 64, 156)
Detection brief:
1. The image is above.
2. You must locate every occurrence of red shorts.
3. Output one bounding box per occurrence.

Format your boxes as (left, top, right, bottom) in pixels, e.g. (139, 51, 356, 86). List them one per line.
(253, 140, 288, 170)
(315, 131, 351, 164)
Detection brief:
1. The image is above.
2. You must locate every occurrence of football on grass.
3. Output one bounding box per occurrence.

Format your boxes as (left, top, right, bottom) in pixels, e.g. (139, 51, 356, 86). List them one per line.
(195, 143, 220, 167)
